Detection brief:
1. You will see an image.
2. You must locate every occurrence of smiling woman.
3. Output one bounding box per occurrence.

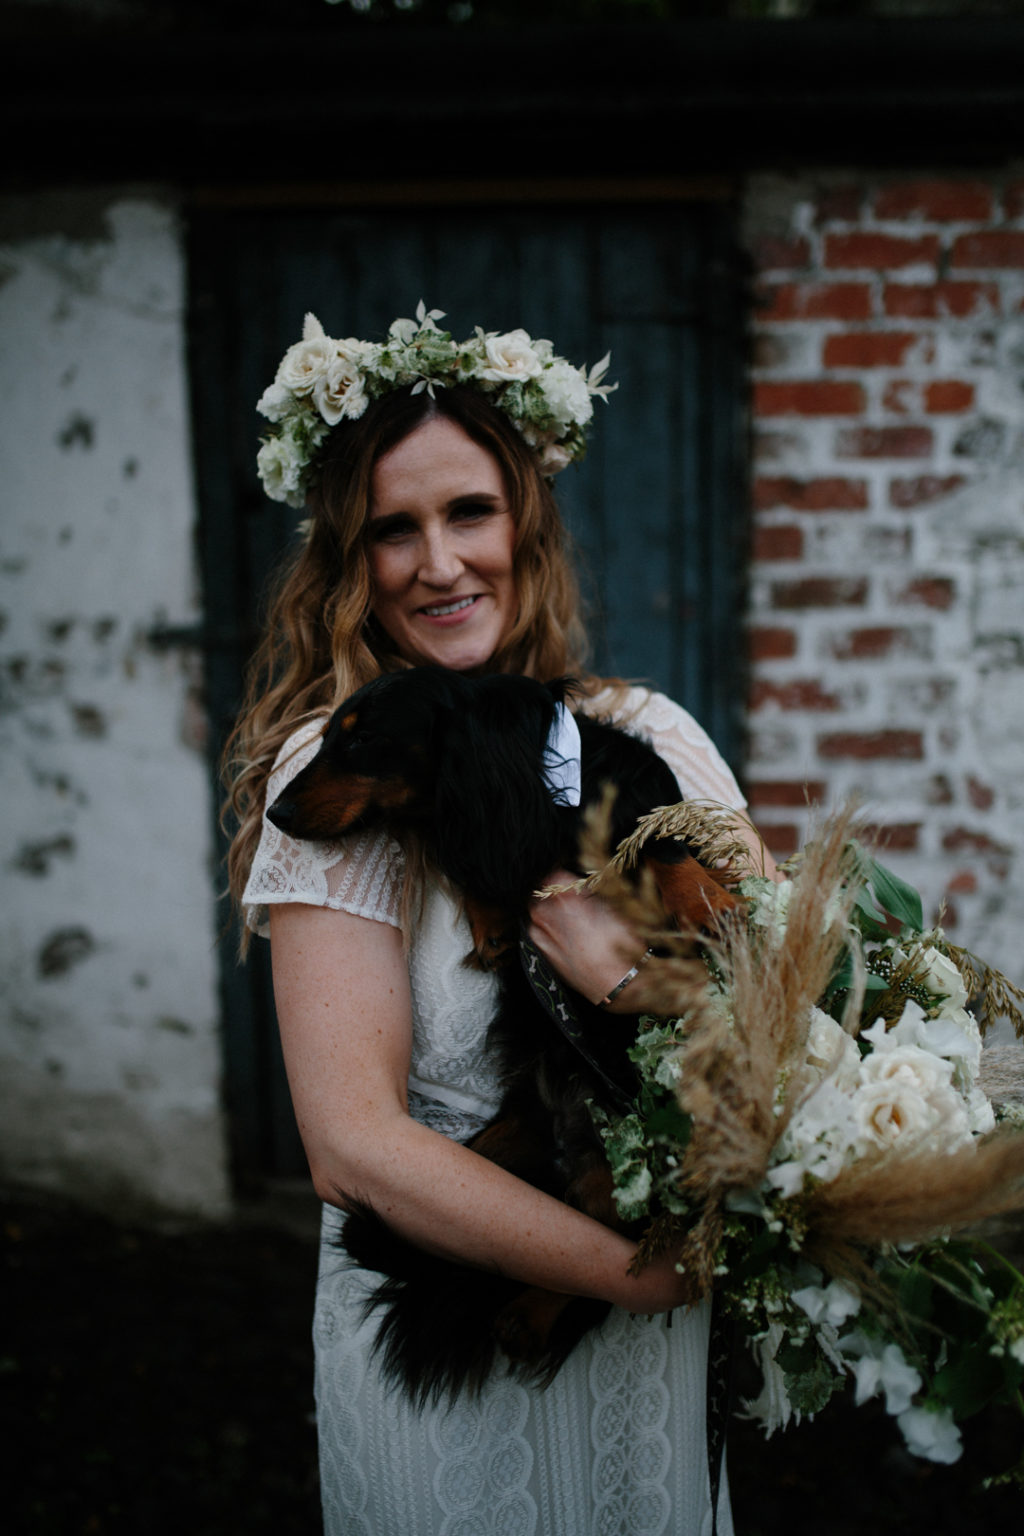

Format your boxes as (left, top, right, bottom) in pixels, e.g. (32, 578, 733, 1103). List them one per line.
(366, 417, 518, 673)
(222, 309, 763, 1536)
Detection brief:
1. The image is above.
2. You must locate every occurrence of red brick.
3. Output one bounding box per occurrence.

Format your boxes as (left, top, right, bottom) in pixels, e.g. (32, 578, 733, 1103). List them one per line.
(859, 822, 923, 852)
(924, 380, 974, 413)
(951, 231, 1024, 268)
(1006, 181, 1024, 219)
(836, 425, 933, 459)
(883, 281, 1000, 319)
(888, 576, 955, 610)
(823, 331, 918, 368)
(772, 576, 869, 609)
(753, 476, 870, 512)
(749, 626, 797, 660)
(874, 180, 994, 223)
(946, 869, 978, 895)
(942, 826, 1012, 859)
(888, 473, 966, 508)
(751, 235, 812, 272)
(828, 625, 927, 661)
(762, 823, 800, 858)
(758, 282, 873, 322)
(750, 679, 843, 712)
(748, 780, 827, 808)
(825, 232, 940, 271)
(753, 524, 804, 561)
(755, 381, 865, 416)
(966, 775, 995, 811)
(818, 729, 924, 761)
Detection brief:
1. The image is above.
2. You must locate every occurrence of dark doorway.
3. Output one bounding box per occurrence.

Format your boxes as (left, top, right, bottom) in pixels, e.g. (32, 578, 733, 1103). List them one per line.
(188, 194, 749, 1185)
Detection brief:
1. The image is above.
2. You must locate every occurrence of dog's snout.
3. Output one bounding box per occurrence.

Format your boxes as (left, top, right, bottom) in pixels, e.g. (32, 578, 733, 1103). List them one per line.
(266, 795, 296, 833)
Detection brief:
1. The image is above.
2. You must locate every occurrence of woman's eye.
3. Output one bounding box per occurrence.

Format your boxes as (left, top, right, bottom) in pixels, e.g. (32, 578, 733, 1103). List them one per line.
(369, 517, 414, 543)
(451, 502, 494, 523)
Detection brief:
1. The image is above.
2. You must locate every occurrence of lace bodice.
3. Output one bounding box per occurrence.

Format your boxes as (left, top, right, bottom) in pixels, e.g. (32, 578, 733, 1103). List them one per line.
(242, 686, 745, 1134)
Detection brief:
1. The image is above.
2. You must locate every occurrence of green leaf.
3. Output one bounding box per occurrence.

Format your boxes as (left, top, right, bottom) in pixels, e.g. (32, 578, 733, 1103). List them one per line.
(932, 1344, 1006, 1419)
(899, 1265, 935, 1324)
(866, 858, 924, 932)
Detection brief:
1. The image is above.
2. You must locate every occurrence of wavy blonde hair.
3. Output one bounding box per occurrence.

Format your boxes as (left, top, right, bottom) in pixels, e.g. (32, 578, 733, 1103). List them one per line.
(223, 384, 596, 929)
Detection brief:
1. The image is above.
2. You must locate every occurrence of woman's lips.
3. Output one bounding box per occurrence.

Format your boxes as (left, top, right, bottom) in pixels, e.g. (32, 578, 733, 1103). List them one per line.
(418, 595, 481, 624)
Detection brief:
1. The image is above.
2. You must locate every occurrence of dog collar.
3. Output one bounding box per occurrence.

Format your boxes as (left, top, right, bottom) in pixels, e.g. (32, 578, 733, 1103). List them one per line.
(542, 704, 582, 808)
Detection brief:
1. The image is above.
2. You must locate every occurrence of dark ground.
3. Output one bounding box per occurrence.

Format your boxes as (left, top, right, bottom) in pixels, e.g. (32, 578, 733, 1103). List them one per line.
(5, 1189, 1022, 1536)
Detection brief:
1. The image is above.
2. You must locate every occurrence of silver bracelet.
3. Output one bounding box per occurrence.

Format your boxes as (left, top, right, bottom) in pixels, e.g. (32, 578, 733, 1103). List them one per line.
(598, 948, 654, 1009)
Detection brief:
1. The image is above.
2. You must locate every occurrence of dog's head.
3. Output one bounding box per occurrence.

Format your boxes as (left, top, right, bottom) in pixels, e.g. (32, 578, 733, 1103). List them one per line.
(266, 668, 574, 848)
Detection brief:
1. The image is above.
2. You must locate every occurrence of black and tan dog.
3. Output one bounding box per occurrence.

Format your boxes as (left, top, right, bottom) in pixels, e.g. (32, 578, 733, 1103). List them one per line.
(268, 666, 741, 1405)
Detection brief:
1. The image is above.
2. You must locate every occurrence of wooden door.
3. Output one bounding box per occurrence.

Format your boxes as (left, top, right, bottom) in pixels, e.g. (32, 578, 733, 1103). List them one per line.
(188, 196, 748, 1184)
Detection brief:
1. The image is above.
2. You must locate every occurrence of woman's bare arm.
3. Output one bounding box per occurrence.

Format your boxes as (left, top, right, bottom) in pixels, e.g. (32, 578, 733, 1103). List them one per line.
(269, 902, 688, 1314)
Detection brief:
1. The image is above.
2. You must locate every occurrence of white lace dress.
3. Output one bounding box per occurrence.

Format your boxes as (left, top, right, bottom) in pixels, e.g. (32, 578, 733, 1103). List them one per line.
(244, 687, 746, 1536)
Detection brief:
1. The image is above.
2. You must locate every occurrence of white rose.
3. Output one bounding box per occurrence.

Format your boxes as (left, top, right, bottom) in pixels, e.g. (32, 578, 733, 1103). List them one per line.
(896, 1404, 963, 1464)
(477, 329, 544, 383)
(313, 345, 369, 426)
(276, 332, 334, 397)
(852, 1046, 971, 1154)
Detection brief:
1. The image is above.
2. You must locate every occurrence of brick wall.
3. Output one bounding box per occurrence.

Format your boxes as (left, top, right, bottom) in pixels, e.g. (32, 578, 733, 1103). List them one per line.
(744, 173, 1024, 1005)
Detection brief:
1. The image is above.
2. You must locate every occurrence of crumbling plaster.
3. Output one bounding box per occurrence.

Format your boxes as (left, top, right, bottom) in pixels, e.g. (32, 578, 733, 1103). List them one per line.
(0, 192, 230, 1219)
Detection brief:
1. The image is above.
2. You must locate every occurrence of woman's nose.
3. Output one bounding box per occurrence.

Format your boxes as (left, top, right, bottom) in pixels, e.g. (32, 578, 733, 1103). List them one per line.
(419, 530, 462, 586)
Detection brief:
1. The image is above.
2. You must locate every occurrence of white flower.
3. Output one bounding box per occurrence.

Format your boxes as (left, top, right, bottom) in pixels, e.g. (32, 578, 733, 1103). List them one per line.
(851, 1044, 971, 1155)
(896, 1404, 963, 1464)
(916, 946, 969, 1011)
(477, 328, 545, 383)
(539, 358, 593, 432)
(275, 314, 334, 396)
(256, 436, 305, 508)
(256, 381, 292, 423)
(843, 1334, 921, 1414)
(313, 344, 369, 426)
(536, 440, 574, 476)
(792, 1279, 861, 1329)
(802, 1008, 861, 1093)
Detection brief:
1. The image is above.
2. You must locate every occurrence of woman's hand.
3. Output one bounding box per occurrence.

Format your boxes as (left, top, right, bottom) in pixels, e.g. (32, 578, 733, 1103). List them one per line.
(527, 870, 654, 1013)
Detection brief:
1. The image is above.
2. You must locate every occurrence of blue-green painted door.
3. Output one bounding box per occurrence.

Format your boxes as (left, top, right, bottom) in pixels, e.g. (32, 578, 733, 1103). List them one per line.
(189, 197, 748, 1183)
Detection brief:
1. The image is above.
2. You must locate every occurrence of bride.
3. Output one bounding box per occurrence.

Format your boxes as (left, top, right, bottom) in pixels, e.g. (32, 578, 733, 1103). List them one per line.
(224, 306, 772, 1534)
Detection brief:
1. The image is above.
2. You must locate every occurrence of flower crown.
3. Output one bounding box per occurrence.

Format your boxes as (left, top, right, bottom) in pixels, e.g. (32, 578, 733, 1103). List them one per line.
(256, 301, 616, 508)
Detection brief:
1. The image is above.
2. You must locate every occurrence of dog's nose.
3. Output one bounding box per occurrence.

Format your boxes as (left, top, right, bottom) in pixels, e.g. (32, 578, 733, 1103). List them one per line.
(266, 796, 295, 833)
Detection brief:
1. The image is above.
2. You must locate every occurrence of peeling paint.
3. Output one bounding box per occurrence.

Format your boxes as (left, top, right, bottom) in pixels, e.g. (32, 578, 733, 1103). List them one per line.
(57, 412, 96, 451)
(156, 1017, 194, 1037)
(13, 834, 75, 876)
(70, 702, 107, 738)
(37, 927, 96, 978)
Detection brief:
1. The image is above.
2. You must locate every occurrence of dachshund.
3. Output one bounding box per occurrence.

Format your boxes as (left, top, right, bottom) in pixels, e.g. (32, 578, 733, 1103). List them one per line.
(267, 666, 742, 1405)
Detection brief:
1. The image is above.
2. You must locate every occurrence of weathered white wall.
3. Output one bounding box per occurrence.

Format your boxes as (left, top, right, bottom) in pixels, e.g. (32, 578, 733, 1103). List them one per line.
(0, 190, 231, 1219)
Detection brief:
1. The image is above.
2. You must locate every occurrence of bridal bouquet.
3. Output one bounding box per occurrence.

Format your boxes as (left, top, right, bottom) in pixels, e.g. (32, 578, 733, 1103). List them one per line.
(585, 807, 1024, 1482)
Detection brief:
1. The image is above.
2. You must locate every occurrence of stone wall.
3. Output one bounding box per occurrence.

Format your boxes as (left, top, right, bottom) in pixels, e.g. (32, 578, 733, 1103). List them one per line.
(0, 191, 230, 1219)
(745, 172, 1024, 1024)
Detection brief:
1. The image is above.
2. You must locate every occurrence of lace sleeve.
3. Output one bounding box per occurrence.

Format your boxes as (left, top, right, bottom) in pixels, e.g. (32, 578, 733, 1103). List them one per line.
(241, 719, 405, 938)
(583, 685, 747, 810)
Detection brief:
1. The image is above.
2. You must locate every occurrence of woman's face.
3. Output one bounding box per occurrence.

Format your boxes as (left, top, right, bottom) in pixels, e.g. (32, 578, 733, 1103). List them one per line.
(367, 416, 518, 673)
